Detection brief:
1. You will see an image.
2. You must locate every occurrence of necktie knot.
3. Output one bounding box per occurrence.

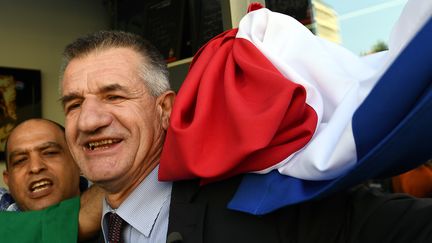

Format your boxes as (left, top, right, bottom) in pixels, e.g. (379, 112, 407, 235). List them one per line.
(108, 213, 125, 243)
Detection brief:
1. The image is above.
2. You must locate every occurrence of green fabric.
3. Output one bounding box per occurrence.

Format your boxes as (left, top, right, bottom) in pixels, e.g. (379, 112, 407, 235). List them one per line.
(0, 196, 79, 243)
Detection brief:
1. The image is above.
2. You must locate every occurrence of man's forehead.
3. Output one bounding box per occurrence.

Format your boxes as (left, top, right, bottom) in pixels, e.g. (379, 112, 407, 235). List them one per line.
(62, 67, 132, 88)
(65, 47, 141, 72)
(8, 122, 63, 144)
(10, 141, 62, 152)
(62, 62, 142, 95)
(7, 136, 65, 162)
(61, 81, 136, 100)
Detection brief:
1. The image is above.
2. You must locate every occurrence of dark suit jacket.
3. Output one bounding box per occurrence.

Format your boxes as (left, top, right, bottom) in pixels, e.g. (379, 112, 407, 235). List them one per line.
(167, 175, 432, 243)
(95, 175, 432, 243)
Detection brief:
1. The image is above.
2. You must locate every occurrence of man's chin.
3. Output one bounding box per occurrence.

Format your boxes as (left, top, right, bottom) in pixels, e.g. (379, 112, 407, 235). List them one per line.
(26, 197, 63, 211)
(84, 166, 125, 183)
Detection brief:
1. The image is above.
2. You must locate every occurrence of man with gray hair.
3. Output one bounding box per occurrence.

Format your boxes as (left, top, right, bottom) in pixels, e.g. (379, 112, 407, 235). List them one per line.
(57, 28, 432, 243)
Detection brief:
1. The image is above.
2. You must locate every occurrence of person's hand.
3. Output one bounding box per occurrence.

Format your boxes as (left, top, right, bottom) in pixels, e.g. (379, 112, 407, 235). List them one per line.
(78, 184, 105, 242)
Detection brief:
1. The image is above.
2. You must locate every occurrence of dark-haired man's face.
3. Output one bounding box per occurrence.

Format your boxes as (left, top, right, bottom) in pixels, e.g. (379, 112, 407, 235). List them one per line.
(3, 120, 81, 211)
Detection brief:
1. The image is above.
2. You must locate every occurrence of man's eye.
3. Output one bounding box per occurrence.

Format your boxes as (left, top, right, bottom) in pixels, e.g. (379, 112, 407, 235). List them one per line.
(11, 158, 27, 166)
(106, 95, 124, 102)
(65, 102, 81, 112)
(43, 150, 60, 156)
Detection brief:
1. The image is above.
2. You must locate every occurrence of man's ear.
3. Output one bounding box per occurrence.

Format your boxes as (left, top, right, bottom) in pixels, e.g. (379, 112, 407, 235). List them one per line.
(156, 91, 176, 130)
(3, 170, 9, 188)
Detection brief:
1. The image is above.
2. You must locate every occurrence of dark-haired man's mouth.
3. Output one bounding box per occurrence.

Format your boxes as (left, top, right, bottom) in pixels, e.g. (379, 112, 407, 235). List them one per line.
(29, 179, 53, 193)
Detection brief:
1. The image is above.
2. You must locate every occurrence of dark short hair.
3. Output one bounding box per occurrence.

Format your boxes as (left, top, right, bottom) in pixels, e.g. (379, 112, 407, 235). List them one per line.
(3, 118, 65, 169)
(59, 30, 170, 97)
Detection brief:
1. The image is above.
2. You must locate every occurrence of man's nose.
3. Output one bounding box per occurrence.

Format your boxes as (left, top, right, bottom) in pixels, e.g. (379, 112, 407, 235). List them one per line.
(77, 98, 112, 133)
(29, 155, 47, 174)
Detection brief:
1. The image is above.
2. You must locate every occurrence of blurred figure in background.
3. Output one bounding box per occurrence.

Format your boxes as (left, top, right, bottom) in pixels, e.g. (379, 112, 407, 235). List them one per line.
(392, 159, 432, 198)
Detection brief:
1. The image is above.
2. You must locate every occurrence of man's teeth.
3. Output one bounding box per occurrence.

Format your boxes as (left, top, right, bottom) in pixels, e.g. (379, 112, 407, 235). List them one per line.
(31, 181, 51, 192)
(88, 139, 114, 151)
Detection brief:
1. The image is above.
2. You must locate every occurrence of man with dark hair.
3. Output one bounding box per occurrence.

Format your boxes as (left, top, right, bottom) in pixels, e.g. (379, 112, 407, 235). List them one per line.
(2, 118, 81, 211)
(0, 118, 103, 242)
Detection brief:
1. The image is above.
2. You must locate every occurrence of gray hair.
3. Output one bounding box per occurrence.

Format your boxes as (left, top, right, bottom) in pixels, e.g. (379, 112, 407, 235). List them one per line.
(59, 30, 170, 97)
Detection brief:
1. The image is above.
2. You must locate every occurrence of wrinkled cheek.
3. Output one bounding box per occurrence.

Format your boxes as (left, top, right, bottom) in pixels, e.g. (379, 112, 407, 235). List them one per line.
(79, 159, 95, 174)
(70, 148, 84, 168)
(64, 115, 78, 142)
(83, 161, 117, 181)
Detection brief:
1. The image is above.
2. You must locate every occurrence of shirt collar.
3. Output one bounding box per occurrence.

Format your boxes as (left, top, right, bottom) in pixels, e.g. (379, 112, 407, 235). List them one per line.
(102, 166, 172, 237)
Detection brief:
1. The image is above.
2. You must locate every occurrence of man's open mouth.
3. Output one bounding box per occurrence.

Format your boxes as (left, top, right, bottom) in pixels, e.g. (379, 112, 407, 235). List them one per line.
(29, 179, 53, 193)
(86, 139, 121, 151)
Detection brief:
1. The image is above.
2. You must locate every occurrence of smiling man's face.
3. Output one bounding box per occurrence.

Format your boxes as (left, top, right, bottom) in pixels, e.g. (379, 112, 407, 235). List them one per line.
(3, 119, 81, 211)
(60, 47, 170, 205)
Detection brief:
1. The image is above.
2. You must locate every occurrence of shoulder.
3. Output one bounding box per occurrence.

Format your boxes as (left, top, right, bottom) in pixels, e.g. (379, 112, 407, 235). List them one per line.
(170, 176, 286, 242)
(345, 184, 432, 242)
(0, 187, 19, 211)
(171, 180, 432, 243)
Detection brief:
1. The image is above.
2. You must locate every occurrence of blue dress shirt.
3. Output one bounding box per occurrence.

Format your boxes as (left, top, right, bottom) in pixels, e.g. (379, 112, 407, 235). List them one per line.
(101, 166, 172, 242)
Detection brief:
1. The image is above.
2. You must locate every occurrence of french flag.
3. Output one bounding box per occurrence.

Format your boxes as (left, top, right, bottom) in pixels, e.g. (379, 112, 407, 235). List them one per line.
(159, 0, 432, 214)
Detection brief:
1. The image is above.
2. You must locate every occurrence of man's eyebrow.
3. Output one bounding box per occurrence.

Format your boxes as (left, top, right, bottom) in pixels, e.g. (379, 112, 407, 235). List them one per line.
(59, 84, 128, 105)
(36, 141, 63, 151)
(8, 149, 29, 161)
(8, 142, 62, 161)
(99, 83, 128, 93)
(59, 92, 82, 106)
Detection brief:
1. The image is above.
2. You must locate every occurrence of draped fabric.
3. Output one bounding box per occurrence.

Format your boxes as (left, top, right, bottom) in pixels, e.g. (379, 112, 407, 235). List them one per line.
(0, 197, 79, 242)
(159, 28, 318, 184)
(229, 10, 432, 214)
(159, 0, 432, 214)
